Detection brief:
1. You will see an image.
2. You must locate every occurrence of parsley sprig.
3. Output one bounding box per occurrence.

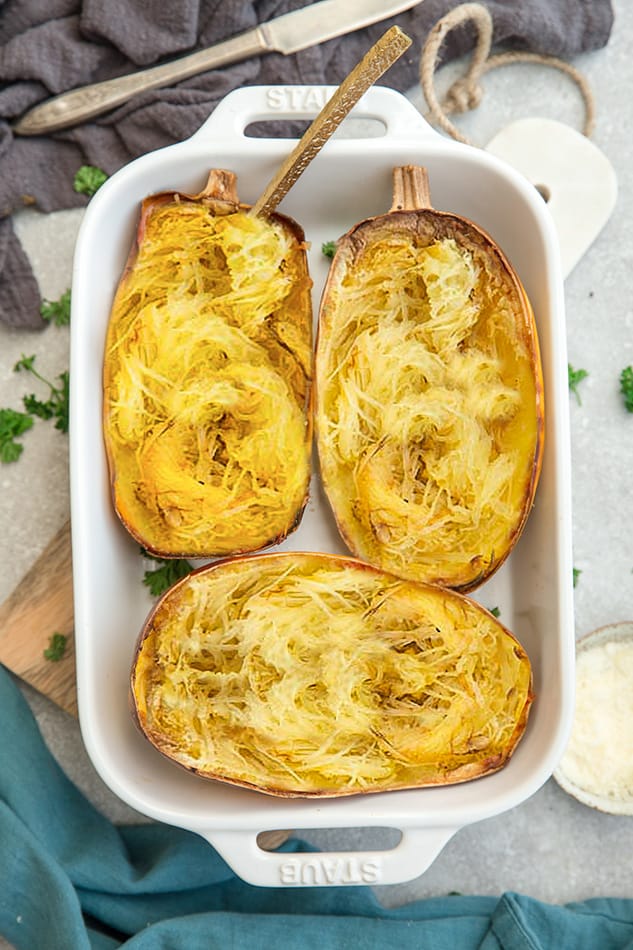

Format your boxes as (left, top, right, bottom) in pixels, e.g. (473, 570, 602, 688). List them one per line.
(43, 633, 67, 662)
(0, 408, 34, 462)
(14, 354, 69, 433)
(321, 241, 337, 258)
(568, 364, 588, 405)
(620, 365, 633, 412)
(1, 315, 70, 461)
(40, 288, 71, 326)
(73, 165, 108, 197)
(141, 549, 193, 596)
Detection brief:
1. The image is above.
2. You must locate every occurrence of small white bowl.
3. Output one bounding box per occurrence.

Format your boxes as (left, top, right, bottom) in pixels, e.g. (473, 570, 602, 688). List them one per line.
(554, 621, 633, 815)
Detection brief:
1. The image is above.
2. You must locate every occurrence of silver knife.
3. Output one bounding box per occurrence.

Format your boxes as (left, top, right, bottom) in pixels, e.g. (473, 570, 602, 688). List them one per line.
(13, 0, 421, 136)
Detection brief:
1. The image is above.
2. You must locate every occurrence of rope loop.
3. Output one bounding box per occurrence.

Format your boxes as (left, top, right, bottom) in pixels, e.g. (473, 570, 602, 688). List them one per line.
(419, 2, 595, 145)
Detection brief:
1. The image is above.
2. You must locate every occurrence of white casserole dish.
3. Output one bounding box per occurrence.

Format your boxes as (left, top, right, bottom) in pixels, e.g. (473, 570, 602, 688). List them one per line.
(69, 85, 575, 887)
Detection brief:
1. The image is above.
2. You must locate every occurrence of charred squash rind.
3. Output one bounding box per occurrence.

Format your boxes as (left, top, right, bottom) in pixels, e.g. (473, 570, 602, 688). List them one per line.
(315, 166, 544, 593)
(130, 552, 533, 798)
(103, 169, 313, 559)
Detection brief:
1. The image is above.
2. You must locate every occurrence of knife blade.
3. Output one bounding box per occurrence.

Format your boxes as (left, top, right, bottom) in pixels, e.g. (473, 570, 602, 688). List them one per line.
(13, 0, 421, 136)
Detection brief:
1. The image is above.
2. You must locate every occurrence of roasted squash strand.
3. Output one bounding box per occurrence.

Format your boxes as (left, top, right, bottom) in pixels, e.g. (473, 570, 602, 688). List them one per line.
(136, 559, 531, 794)
(104, 202, 311, 555)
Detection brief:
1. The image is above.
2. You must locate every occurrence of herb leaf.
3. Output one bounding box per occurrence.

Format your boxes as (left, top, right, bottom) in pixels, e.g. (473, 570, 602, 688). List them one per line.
(15, 356, 70, 434)
(23, 394, 54, 421)
(620, 365, 633, 412)
(2, 355, 69, 463)
(0, 408, 34, 463)
(41, 289, 71, 326)
(573, 567, 582, 588)
(488, 606, 501, 618)
(141, 551, 193, 596)
(44, 632, 67, 662)
(73, 165, 108, 197)
(14, 354, 36, 373)
(51, 371, 70, 433)
(321, 241, 337, 258)
(568, 364, 588, 404)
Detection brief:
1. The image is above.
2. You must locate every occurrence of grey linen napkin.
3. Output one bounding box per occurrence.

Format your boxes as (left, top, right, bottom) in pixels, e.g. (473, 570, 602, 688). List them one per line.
(0, 0, 614, 329)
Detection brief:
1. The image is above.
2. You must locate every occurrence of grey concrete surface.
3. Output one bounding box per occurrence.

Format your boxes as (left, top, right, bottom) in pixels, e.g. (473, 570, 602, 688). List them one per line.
(1, 1, 632, 934)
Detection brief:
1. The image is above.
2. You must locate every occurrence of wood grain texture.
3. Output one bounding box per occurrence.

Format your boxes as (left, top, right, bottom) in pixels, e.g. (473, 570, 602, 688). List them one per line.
(0, 519, 77, 715)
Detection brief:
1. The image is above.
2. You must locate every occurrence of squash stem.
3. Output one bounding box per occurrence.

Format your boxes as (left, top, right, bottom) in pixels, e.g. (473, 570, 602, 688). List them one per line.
(390, 165, 432, 212)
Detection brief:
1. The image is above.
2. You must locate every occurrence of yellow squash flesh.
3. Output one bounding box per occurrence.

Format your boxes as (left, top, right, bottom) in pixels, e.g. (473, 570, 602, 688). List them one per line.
(315, 166, 544, 591)
(130, 552, 533, 798)
(103, 170, 313, 558)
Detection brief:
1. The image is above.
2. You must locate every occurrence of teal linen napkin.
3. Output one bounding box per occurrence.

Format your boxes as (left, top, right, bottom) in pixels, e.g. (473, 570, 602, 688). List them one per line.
(2, 663, 633, 950)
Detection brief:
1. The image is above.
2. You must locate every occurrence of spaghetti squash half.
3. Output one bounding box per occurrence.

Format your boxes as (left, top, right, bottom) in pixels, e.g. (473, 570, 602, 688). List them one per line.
(316, 166, 544, 591)
(103, 169, 313, 558)
(130, 552, 533, 797)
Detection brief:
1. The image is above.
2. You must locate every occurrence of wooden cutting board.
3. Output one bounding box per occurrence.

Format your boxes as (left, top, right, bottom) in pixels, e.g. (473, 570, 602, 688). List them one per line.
(0, 519, 77, 715)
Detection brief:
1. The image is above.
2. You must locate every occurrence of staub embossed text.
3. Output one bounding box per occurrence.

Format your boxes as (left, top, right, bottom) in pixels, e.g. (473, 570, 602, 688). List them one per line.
(266, 86, 331, 111)
(279, 856, 382, 885)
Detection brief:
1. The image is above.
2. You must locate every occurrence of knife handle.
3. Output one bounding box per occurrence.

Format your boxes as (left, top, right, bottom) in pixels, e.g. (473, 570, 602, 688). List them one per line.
(13, 27, 270, 136)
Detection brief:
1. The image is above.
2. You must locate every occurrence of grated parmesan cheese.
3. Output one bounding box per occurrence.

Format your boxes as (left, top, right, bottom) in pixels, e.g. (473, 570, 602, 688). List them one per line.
(559, 639, 633, 801)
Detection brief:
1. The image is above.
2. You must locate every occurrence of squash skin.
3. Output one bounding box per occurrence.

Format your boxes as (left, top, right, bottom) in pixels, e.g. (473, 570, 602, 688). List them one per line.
(315, 199, 544, 592)
(130, 552, 533, 798)
(103, 170, 313, 559)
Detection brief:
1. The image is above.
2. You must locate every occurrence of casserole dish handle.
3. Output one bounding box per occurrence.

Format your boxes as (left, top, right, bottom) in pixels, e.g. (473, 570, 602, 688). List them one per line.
(203, 826, 458, 888)
(188, 84, 440, 145)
